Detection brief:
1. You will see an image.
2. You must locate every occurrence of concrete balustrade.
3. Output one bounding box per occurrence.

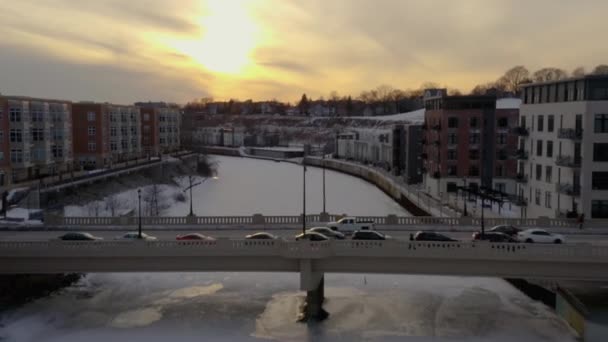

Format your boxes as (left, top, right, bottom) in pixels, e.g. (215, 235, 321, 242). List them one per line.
(43, 212, 608, 230)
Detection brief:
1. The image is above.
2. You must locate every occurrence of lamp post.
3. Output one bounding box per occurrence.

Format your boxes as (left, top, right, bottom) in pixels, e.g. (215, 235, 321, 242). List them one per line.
(138, 189, 142, 239)
(322, 153, 326, 213)
(462, 178, 468, 217)
(303, 162, 307, 235)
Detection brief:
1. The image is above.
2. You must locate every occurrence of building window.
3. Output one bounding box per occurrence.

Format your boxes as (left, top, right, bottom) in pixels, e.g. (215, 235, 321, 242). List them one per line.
(10, 149, 23, 163)
(121, 140, 128, 149)
(87, 112, 96, 121)
(547, 141, 553, 158)
(496, 134, 507, 145)
(535, 189, 541, 205)
(144, 125, 150, 132)
(595, 114, 608, 133)
(110, 142, 117, 151)
(469, 150, 479, 160)
(546, 166, 552, 183)
(9, 108, 21, 122)
(32, 128, 44, 142)
(592, 200, 608, 218)
(496, 165, 504, 177)
(88, 126, 96, 136)
(447, 182, 457, 192)
(594, 143, 608, 161)
(497, 149, 507, 160)
(536, 164, 542, 181)
(592, 172, 608, 190)
(0, 130, 3, 143)
(469, 133, 480, 144)
(143, 113, 150, 121)
(469, 165, 479, 176)
(88, 142, 96, 152)
(448, 133, 457, 145)
(497, 117, 508, 128)
(536, 140, 543, 157)
(447, 165, 457, 176)
(448, 117, 458, 128)
(548, 115, 555, 132)
(9, 129, 22, 143)
(52, 145, 63, 158)
(545, 191, 552, 208)
(110, 127, 117, 137)
(470, 117, 479, 128)
(537, 115, 544, 132)
(447, 150, 457, 160)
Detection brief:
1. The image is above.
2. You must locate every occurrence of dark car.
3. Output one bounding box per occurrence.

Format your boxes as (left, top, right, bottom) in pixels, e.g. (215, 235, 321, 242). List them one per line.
(295, 232, 329, 241)
(245, 232, 278, 240)
(489, 225, 521, 236)
(472, 231, 518, 243)
(58, 232, 102, 241)
(413, 231, 457, 242)
(176, 233, 215, 241)
(352, 230, 389, 240)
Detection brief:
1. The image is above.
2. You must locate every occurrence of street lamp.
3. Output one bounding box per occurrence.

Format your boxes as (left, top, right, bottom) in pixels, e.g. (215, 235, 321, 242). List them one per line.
(462, 178, 468, 217)
(183, 175, 218, 217)
(322, 153, 326, 213)
(302, 162, 307, 235)
(138, 189, 142, 239)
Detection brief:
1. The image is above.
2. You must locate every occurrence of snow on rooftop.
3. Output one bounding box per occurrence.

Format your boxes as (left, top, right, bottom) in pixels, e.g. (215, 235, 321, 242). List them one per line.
(496, 98, 522, 109)
(350, 108, 426, 124)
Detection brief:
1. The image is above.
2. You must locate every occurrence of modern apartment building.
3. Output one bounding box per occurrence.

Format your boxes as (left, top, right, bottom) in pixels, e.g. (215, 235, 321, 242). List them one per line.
(517, 75, 608, 219)
(335, 124, 423, 184)
(422, 89, 520, 199)
(0, 95, 73, 185)
(136, 102, 181, 155)
(72, 103, 142, 169)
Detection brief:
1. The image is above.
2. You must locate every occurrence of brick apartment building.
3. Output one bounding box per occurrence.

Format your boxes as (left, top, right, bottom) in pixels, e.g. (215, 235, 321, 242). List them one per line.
(136, 102, 181, 156)
(422, 89, 520, 199)
(72, 102, 142, 169)
(0, 95, 73, 185)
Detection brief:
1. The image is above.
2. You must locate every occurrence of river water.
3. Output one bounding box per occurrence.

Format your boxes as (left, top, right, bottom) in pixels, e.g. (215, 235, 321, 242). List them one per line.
(2, 156, 575, 341)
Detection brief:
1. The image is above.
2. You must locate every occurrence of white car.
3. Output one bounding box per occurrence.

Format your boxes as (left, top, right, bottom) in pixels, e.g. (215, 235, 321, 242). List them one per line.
(517, 229, 565, 244)
(326, 217, 375, 233)
(307, 227, 346, 239)
(115, 232, 157, 241)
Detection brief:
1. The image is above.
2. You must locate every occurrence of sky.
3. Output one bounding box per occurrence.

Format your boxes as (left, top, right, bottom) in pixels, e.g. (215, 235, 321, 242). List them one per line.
(0, 0, 607, 104)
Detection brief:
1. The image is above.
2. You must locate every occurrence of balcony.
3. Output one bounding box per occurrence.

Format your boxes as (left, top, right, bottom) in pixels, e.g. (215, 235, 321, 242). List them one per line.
(511, 126, 529, 136)
(515, 173, 528, 183)
(515, 149, 528, 160)
(555, 155, 582, 168)
(556, 183, 581, 197)
(558, 128, 583, 141)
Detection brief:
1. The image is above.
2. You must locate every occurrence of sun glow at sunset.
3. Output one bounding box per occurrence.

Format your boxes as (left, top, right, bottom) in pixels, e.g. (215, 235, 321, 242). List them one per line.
(173, 0, 259, 74)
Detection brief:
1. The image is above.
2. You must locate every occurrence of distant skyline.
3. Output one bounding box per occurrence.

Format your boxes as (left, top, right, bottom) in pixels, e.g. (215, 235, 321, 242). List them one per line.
(0, 0, 607, 104)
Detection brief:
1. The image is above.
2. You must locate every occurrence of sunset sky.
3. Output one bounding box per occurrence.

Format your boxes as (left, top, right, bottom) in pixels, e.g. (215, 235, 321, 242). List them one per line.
(0, 0, 607, 104)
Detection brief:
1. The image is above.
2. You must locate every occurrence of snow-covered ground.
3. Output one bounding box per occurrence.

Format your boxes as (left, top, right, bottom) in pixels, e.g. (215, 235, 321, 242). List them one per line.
(65, 155, 410, 217)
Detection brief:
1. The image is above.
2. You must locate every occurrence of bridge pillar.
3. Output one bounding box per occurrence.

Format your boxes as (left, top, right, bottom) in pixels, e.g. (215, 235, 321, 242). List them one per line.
(299, 259, 328, 322)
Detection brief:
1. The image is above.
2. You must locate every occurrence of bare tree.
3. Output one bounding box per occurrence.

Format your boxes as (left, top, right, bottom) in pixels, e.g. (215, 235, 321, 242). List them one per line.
(143, 184, 168, 216)
(532, 67, 568, 82)
(496, 66, 530, 94)
(86, 201, 103, 217)
(592, 64, 608, 75)
(105, 194, 126, 217)
(572, 66, 586, 77)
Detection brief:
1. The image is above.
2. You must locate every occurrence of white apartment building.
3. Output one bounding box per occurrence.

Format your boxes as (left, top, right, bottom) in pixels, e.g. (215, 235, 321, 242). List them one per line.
(517, 75, 608, 219)
(109, 105, 142, 162)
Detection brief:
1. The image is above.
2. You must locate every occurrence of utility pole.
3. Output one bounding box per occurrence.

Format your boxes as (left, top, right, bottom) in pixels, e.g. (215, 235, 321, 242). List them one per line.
(462, 178, 468, 217)
(138, 189, 142, 239)
(303, 162, 307, 235)
(322, 153, 326, 213)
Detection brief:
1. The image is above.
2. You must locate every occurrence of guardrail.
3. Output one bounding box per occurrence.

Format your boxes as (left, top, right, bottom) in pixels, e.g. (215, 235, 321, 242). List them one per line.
(42, 213, 608, 229)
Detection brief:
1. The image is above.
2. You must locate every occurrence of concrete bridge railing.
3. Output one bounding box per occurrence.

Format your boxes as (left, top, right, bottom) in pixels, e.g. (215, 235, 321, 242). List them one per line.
(44, 213, 608, 229)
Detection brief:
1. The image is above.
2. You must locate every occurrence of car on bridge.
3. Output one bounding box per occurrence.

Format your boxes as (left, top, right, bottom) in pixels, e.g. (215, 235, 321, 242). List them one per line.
(351, 230, 390, 240)
(307, 227, 345, 239)
(488, 225, 521, 236)
(176, 233, 215, 241)
(116, 232, 158, 241)
(58, 232, 103, 241)
(413, 231, 457, 242)
(295, 232, 329, 241)
(326, 217, 375, 233)
(472, 232, 518, 243)
(517, 229, 565, 244)
(245, 232, 278, 240)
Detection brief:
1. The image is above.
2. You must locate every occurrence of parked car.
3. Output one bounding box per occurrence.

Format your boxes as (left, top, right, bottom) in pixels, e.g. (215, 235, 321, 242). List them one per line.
(472, 232, 518, 243)
(489, 225, 521, 236)
(116, 232, 157, 241)
(176, 233, 215, 241)
(245, 232, 278, 240)
(351, 230, 390, 240)
(58, 232, 103, 241)
(413, 231, 457, 242)
(326, 217, 375, 233)
(295, 232, 329, 241)
(307, 227, 345, 239)
(517, 229, 565, 244)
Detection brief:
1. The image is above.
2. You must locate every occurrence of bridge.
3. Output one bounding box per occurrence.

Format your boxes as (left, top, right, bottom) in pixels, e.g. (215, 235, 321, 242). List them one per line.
(2, 239, 608, 320)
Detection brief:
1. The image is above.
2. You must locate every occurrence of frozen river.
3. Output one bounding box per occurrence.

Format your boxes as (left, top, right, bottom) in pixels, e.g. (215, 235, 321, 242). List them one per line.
(5, 156, 575, 341)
